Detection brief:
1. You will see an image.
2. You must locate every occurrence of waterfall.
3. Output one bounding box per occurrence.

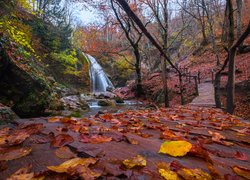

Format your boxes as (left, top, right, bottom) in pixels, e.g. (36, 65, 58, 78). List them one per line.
(85, 54, 114, 92)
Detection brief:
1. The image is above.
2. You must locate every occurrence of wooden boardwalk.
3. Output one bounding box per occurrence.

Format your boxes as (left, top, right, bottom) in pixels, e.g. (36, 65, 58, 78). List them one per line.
(189, 82, 216, 107)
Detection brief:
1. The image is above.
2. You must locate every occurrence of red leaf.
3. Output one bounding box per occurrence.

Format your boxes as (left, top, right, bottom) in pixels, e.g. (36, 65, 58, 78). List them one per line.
(51, 134, 74, 147)
(234, 151, 248, 161)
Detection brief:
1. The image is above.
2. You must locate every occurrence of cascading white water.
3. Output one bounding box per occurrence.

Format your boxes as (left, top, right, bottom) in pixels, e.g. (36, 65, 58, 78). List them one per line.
(85, 54, 114, 92)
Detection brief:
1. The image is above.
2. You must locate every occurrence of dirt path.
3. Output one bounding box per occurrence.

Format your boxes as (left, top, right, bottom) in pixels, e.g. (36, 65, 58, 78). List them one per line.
(189, 82, 216, 107)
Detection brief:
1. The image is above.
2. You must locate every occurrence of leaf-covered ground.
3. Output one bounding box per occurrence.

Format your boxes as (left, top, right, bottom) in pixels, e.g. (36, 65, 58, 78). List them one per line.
(0, 106, 250, 179)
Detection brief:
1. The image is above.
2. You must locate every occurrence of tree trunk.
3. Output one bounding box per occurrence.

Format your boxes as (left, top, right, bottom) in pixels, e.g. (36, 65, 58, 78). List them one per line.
(221, 1, 229, 42)
(215, 22, 250, 112)
(134, 48, 143, 97)
(226, 0, 235, 114)
(236, 0, 243, 50)
(161, 56, 169, 107)
(161, 0, 170, 107)
(228, 0, 234, 47)
(227, 49, 236, 113)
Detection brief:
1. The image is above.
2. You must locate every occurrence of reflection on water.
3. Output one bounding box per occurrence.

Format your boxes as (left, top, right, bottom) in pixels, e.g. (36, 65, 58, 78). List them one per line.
(85, 100, 144, 115)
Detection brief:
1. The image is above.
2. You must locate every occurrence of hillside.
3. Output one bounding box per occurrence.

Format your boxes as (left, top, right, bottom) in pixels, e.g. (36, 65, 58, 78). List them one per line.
(0, 6, 90, 120)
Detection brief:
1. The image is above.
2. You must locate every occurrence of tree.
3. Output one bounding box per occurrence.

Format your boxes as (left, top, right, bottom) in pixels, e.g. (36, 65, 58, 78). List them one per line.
(143, 0, 171, 107)
(177, 0, 208, 46)
(114, 0, 181, 80)
(214, 22, 250, 113)
(111, 0, 144, 97)
(236, 0, 243, 50)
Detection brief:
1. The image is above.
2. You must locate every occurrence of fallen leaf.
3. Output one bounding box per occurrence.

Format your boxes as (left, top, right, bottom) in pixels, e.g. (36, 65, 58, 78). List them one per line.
(101, 114, 114, 121)
(47, 158, 97, 173)
(123, 155, 146, 169)
(79, 134, 112, 144)
(177, 168, 212, 180)
(208, 131, 225, 142)
(206, 163, 222, 179)
(55, 146, 76, 159)
(234, 151, 248, 161)
(160, 130, 178, 139)
(0, 127, 10, 137)
(48, 116, 61, 123)
(159, 141, 192, 157)
(232, 166, 250, 179)
(5, 124, 44, 146)
(123, 135, 139, 145)
(157, 162, 180, 180)
(68, 164, 101, 179)
(7, 165, 34, 180)
(51, 134, 74, 147)
(0, 147, 32, 161)
(6, 131, 30, 146)
(159, 169, 180, 180)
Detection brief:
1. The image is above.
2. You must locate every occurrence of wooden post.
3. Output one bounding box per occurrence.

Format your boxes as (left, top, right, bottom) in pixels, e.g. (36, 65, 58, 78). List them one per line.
(211, 71, 214, 84)
(198, 71, 201, 84)
(194, 76, 199, 95)
(179, 74, 185, 105)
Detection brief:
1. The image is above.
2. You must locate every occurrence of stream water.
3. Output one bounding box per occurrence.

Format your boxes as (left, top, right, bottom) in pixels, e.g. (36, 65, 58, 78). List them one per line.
(86, 100, 144, 115)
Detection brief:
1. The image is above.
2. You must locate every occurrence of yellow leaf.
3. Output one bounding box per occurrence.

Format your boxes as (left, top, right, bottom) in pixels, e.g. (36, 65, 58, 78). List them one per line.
(159, 169, 180, 180)
(159, 141, 192, 157)
(233, 166, 250, 179)
(157, 162, 180, 180)
(177, 168, 212, 180)
(47, 158, 97, 173)
(123, 155, 146, 169)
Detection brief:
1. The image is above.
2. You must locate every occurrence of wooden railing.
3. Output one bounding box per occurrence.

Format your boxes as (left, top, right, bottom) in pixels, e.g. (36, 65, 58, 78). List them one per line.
(171, 67, 201, 105)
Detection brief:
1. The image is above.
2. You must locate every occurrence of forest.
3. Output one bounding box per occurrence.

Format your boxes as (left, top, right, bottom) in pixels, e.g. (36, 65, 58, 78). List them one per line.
(0, 0, 249, 179)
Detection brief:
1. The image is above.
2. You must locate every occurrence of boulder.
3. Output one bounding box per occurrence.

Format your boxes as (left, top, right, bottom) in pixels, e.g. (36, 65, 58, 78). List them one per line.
(94, 92, 117, 99)
(0, 103, 18, 124)
(60, 95, 89, 112)
(0, 46, 59, 118)
(98, 99, 116, 107)
(115, 96, 124, 103)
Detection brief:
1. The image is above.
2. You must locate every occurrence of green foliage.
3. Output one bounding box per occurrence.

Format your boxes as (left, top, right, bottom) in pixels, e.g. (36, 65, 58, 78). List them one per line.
(0, 18, 35, 53)
(114, 55, 133, 79)
(28, 17, 72, 52)
(51, 49, 77, 66)
(50, 49, 80, 75)
(17, 0, 34, 13)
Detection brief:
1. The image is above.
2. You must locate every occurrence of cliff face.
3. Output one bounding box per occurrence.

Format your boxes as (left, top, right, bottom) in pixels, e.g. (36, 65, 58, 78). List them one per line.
(0, 8, 90, 119)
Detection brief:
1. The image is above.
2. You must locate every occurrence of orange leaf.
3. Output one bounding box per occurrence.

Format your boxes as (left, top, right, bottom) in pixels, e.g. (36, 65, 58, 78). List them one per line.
(79, 134, 112, 144)
(51, 134, 74, 147)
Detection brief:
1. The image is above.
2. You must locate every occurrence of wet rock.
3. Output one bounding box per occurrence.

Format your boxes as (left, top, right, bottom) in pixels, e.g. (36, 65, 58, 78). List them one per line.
(98, 99, 116, 107)
(0, 47, 58, 118)
(106, 86, 114, 92)
(0, 104, 18, 124)
(115, 96, 124, 103)
(94, 92, 117, 99)
(60, 95, 89, 112)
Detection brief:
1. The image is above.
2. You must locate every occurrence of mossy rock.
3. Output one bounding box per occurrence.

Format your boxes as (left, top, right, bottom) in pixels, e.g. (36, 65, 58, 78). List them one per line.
(115, 96, 124, 103)
(98, 99, 116, 107)
(0, 104, 18, 125)
(70, 111, 82, 118)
